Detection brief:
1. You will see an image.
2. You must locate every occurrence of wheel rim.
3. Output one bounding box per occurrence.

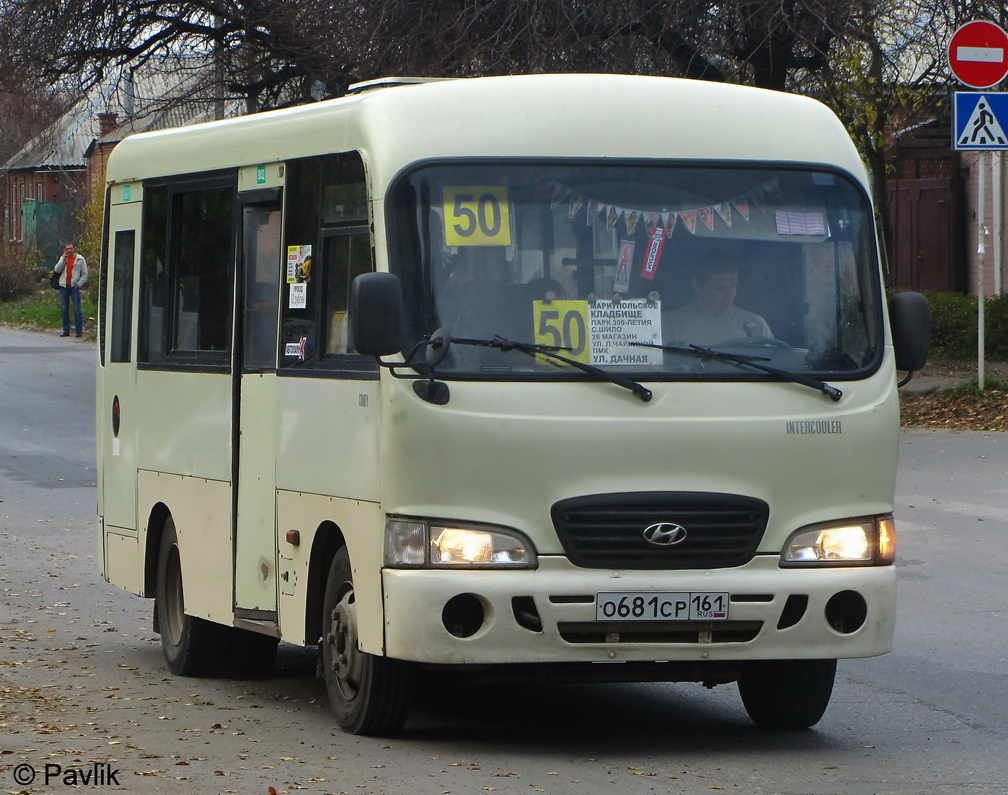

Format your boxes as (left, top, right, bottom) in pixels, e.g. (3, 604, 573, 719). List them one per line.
(326, 582, 364, 702)
(163, 543, 185, 646)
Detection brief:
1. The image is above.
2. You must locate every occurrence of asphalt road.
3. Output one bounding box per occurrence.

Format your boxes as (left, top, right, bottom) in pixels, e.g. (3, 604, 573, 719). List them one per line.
(1, 325, 1007, 794)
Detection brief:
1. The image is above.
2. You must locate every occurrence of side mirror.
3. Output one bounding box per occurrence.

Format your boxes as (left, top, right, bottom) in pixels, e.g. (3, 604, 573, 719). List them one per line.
(349, 272, 404, 357)
(888, 291, 930, 373)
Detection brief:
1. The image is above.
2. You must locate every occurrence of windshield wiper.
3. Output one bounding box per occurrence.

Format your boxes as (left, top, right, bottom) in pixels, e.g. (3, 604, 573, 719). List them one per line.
(446, 334, 653, 402)
(630, 342, 842, 402)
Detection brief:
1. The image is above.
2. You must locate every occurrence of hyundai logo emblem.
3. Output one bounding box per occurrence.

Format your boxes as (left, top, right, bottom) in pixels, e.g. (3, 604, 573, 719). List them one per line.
(643, 522, 688, 546)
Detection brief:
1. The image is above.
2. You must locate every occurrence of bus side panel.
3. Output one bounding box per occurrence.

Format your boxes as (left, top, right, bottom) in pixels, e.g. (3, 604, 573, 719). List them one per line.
(135, 371, 232, 481)
(138, 471, 233, 624)
(273, 378, 382, 648)
(103, 527, 144, 596)
(276, 490, 384, 652)
(275, 378, 380, 502)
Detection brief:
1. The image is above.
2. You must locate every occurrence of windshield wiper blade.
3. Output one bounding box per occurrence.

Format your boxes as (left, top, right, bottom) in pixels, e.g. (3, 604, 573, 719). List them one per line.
(450, 335, 653, 402)
(630, 342, 842, 402)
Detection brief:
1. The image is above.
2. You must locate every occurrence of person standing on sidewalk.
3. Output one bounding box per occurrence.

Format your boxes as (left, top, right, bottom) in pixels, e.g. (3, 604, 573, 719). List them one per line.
(53, 242, 88, 337)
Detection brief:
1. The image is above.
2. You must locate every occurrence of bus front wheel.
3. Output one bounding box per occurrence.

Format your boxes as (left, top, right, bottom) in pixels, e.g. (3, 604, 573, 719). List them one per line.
(155, 517, 228, 676)
(738, 658, 836, 729)
(321, 547, 415, 735)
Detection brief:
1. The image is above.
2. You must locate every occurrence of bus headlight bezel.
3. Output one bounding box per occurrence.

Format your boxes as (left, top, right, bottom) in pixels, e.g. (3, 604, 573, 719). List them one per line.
(780, 515, 895, 567)
(385, 518, 538, 569)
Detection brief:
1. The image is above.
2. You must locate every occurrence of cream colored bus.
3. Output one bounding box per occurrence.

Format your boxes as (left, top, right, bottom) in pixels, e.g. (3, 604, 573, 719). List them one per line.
(96, 74, 929, 735)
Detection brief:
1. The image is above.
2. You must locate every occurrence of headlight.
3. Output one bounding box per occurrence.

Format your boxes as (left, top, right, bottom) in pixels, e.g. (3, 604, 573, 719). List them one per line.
(385, 519, 537, 568)
(781, 515, 895, 566)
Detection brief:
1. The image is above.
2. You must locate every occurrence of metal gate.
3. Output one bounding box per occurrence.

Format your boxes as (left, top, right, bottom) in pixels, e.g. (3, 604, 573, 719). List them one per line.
(887, 155, 964, 293)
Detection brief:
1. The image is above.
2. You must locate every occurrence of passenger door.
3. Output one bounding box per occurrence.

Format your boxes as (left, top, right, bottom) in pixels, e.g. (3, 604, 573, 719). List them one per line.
(234, 176, 283, 617)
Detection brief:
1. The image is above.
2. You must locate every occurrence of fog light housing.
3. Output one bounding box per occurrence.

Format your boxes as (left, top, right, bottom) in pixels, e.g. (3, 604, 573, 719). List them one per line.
(781, 515, 895, 566)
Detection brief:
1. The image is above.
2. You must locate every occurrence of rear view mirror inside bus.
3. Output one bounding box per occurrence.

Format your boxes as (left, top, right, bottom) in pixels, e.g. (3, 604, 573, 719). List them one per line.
(350, 272, 404, 356)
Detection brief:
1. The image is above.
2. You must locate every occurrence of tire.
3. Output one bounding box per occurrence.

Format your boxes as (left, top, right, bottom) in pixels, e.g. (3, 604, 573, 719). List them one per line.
(738, 659, 837, 729)
(155, 517, 230, 676)
(320, 547, 415, 735)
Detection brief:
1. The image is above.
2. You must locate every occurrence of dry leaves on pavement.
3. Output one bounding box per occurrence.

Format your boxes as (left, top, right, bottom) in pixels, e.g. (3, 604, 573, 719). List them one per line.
(900, 387, 1008, 431)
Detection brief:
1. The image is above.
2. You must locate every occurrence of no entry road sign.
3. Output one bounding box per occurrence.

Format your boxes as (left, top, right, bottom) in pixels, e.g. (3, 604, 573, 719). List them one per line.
(947, 20, 1008, 89)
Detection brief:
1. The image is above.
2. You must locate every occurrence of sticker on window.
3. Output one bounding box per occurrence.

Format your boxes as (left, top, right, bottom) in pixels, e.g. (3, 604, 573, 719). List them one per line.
(443, 186, 512, 246)
(287, 244, 312, 283)
(775, 211, 826, 236)
(289, 282, 307, 309)
(533, 299, 663, 366)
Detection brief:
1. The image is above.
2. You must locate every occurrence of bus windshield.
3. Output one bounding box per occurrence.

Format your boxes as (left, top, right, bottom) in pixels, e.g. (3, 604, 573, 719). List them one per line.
(387, 162, 883, 380)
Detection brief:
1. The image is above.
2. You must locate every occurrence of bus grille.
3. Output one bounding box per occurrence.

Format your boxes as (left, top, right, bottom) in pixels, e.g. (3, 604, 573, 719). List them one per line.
(551, 492, 769, 569)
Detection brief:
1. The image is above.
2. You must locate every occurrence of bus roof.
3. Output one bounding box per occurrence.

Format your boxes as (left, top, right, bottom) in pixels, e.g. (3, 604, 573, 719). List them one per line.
(104, 74, 868, 190)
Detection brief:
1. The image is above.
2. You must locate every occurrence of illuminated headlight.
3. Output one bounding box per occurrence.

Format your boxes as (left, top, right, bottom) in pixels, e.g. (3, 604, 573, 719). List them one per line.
(781, 515, 895, 566)
(385, 519, 537, 568)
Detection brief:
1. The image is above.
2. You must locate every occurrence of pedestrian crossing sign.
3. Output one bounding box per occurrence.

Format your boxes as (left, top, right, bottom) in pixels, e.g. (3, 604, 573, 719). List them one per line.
(954, 92, 1008, 150)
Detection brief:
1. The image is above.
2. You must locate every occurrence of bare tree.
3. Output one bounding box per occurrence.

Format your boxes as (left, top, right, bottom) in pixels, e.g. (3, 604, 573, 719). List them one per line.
(0, 82, 70, 166)
(4, 0, 1004, 238)
(0, 0, 867, 109)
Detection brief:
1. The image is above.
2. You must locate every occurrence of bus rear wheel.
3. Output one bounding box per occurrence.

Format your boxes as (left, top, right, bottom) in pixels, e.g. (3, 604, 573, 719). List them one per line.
(738, 658, 836, 729)
(155, 517, 229, 676)
(321, 547, 415, 735)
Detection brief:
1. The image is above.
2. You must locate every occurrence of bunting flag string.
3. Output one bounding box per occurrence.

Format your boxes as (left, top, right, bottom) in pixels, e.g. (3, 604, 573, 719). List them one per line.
(531, 172, 782, 239)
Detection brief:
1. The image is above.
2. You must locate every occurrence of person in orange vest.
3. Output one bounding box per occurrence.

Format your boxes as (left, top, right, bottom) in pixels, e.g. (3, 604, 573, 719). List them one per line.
(54, 241, 88, 337)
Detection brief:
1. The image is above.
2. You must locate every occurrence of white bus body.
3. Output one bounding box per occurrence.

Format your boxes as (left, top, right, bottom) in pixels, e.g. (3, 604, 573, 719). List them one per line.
(96, 74, 928, 734)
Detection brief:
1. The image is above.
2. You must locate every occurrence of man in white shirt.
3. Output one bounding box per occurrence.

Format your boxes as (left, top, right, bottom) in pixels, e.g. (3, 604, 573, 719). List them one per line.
(664, 263, 770, 345)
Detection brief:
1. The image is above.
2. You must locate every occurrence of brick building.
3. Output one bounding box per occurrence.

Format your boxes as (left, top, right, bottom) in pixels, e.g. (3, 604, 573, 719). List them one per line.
(886, 108, 1007, 297)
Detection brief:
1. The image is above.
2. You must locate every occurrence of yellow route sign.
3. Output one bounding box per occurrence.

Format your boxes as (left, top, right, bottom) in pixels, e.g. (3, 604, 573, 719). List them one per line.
(443, 186, 512, 246)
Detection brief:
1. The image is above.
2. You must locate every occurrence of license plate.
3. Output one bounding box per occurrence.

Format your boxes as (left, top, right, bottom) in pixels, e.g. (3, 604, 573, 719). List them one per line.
(595, 591, 730, 622)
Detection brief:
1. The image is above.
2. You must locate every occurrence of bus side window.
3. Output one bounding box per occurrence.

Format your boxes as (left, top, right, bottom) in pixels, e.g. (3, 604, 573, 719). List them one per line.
(139, 186, 168, 363)
(172, 186, 232, 354)
(323, 230, 372, 355)
(280, 151, 371, 371)
(138, 179, 234, 364)
(110, 230, 135, 363)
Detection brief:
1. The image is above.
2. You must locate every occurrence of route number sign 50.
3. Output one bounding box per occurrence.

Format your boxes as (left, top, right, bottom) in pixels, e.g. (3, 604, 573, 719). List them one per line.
(443, 186, 512, 246)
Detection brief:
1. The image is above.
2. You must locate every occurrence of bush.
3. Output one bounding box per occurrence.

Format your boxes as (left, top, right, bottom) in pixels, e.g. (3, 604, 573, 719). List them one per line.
(919, 291, 1008, 361)
(0, 246, 43, 302)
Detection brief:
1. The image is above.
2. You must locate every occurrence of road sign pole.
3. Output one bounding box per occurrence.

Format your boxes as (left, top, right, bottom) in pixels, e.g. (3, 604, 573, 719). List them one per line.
(978, 152, 986, 392)
(947, 21, 1008, 391)
(994, 152, 1004, 295)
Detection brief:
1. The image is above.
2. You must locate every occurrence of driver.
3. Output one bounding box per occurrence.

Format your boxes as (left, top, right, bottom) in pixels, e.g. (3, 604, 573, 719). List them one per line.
(663, 262, 771, 345)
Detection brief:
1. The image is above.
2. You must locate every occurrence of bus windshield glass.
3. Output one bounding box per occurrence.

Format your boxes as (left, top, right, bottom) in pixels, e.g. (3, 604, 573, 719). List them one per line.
(387, 162, 883, 380)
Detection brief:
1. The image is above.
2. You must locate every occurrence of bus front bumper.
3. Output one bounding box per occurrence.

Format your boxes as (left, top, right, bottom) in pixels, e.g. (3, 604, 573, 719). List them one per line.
(380, 555, 895, 665)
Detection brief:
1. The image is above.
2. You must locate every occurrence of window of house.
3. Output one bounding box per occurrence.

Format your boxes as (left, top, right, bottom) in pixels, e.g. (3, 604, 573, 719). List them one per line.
(138, 175, 235, 366)
(279, 152, 373, 373)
